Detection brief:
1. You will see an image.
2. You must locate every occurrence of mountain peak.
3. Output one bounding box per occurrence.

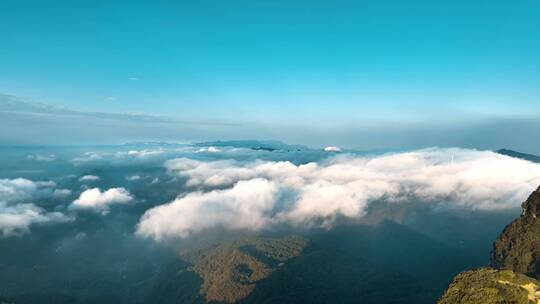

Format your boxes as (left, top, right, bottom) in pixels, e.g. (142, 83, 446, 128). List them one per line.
(521, 185, 540, 219)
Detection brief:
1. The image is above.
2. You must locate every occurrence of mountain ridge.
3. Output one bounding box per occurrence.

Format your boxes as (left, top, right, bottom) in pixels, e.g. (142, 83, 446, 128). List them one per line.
(496, 149, 540, 163)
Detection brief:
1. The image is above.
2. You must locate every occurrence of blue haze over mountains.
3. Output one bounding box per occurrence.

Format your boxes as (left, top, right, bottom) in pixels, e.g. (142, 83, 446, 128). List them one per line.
(1, 140, 540, 303)
(1, 93, 540, 154)
(1, 1, 540, 302)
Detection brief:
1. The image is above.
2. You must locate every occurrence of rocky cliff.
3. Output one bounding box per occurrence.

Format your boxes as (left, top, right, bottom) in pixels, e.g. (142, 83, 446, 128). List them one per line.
(492, 186, 540, 278)
(439, 185, 540, 303)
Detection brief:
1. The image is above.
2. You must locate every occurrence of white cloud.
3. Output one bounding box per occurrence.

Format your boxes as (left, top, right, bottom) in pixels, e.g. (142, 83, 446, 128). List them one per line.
(127, 149, 165, 157)
(0, 202, 72, 238)
(72, 149, 167, 164)
(0, 178, 39, 203)
(136, 179, 278, 240)
(26, 154, 55, 161)
(0, 178, 57, 203)
(324, 146, 341, 152)
(197, 146, 221, 153)
(140, 148, 540, 240)
(165, 158, 259, 187)
(126, 175, 141, 181)
(72, 151, 108, 163)
(0, 178, 72, 237)
(79, 175, 100, 182)
(71, 188, 133, 210)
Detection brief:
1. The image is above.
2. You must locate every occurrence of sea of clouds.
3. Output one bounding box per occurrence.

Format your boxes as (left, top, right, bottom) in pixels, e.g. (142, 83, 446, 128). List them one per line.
(2, 145, 540, 241)
(136, 148, 540, 241)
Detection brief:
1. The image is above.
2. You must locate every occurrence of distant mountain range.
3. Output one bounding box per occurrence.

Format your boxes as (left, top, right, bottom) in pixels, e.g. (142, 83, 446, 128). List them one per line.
(496, 149, 540, 163)
(194, 140, 308, 151)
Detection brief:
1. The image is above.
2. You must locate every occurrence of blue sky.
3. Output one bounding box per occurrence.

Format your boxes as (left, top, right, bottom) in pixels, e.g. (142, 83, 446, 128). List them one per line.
(1, 0, 540, 150)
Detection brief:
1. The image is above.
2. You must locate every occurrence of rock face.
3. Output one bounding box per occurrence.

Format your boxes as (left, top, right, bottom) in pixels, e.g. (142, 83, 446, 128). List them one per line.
(492, 186, 540, 278)
(438, 268, 540, 304)
(439, 185, 540, 303)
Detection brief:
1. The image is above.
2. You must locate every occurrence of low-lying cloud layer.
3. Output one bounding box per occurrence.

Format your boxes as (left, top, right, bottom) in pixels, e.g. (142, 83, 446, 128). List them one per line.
(136, 179, 278, 240)
(138, 148, 540, 240)
(0, 178, 54, 203)
(0, 178, 73, 237)
(0, 202, 72, 237)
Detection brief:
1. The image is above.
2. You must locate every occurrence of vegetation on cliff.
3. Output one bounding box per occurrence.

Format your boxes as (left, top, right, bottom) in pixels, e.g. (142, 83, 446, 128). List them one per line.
(439, 185, 540, 303)
(492, 186, 540, 278)
(438, 268, 540, 304)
